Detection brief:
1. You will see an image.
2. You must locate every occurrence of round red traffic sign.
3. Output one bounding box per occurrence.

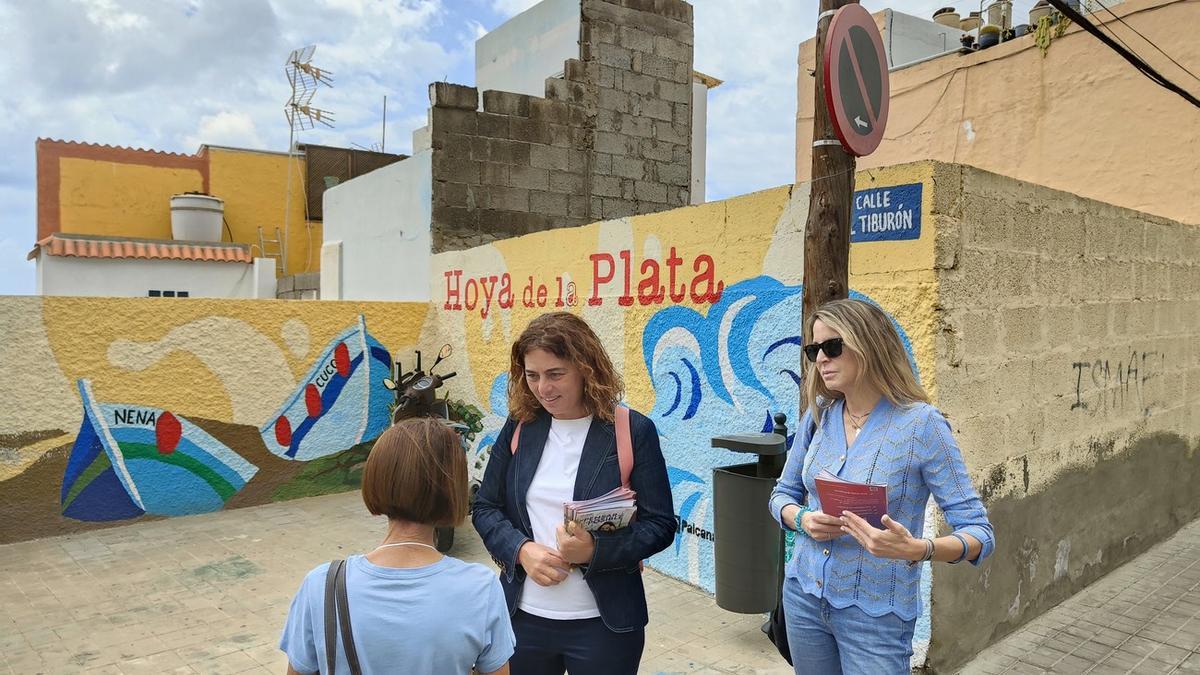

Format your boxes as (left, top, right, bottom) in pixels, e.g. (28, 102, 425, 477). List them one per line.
(823, 4, 890, 156)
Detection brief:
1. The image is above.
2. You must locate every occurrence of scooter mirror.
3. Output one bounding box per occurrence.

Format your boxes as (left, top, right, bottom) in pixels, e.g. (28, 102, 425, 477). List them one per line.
(431, 344, 453, 371)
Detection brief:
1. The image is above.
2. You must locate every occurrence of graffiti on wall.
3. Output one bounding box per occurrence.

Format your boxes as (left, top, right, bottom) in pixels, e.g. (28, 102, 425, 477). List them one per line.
(1070, 350, 1167, 416)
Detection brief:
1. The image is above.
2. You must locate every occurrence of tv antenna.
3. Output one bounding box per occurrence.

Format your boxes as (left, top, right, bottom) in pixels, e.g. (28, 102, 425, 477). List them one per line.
(281, 45, 334, 274)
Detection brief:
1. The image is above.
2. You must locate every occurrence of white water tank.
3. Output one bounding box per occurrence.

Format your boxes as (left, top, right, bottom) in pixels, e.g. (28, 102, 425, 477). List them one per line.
(170, 193, 224, 242)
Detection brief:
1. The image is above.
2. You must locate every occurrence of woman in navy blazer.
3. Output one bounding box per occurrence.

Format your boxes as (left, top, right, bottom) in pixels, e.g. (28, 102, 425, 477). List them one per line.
(472, 312, 675, 675)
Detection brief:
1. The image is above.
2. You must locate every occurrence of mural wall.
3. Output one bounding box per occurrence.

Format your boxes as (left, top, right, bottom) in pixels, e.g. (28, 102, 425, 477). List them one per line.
(1, 297, 431, 543)
(424, 161, 944, 592)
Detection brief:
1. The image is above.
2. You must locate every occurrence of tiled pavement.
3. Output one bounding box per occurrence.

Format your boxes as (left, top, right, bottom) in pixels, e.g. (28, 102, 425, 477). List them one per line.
(958, 516, 1200, 674)
(0, 491, 791, 674)
(8, 489, 1200, 675)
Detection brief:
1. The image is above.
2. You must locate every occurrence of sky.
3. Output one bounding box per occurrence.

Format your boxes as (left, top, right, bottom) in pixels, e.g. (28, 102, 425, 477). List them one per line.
(0, 0, 1037, 295)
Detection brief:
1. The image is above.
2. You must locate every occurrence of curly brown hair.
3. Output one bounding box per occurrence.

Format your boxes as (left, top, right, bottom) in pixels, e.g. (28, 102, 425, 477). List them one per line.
(508, 312, 625, 423)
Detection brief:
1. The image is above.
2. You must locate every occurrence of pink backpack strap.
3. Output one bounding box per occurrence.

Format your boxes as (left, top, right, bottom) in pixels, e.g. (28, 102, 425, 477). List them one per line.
(614, 405, 633, 488)
(510, 420, 522, 454)
(511, 407, 632, 486)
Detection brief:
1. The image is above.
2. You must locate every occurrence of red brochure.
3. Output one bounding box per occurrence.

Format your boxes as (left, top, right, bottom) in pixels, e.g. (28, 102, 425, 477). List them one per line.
(814, 470, 888, 529)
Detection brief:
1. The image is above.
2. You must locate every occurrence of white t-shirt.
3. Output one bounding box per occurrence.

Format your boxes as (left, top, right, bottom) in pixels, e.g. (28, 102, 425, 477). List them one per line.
(519, 415, 601, 620)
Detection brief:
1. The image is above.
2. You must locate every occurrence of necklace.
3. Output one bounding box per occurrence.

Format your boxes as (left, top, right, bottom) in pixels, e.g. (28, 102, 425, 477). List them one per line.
(374, 541, 438, 553)
(845, 406, 871, 430)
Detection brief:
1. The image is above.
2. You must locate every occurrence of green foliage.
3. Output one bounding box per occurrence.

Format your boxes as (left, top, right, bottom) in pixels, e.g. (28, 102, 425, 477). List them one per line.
(271, 442, 372, 501)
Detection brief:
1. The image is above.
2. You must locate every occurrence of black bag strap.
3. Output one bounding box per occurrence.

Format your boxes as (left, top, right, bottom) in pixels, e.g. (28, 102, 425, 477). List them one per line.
(324, 560, 340, 674)
(323, 559, 364, 675)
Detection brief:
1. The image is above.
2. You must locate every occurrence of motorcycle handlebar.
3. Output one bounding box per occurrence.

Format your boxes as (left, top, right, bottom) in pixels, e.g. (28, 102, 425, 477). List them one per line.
(440, 371, 457, 381)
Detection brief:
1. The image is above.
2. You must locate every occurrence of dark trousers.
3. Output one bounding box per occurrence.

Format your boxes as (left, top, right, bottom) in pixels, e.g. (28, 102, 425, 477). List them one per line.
(510, 610, 645, 675)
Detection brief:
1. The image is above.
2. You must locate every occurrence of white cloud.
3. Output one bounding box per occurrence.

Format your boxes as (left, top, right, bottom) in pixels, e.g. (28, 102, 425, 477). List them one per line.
(185, 111, 265, 150)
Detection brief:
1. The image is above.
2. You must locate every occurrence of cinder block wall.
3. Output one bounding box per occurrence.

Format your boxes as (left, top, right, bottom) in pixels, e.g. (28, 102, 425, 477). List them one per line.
(925, 164, 1200, 671)
(429, 0, 694, 253)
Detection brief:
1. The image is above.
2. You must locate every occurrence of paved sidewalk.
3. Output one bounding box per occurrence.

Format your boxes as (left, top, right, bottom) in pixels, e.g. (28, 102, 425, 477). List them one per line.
(959, 517, 1200, 674)
(0, 490, 791, 674)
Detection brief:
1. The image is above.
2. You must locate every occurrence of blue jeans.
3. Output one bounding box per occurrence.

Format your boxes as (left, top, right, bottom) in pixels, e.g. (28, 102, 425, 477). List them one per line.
(783, 576, 916, 675)
(510, 610, 644, 675)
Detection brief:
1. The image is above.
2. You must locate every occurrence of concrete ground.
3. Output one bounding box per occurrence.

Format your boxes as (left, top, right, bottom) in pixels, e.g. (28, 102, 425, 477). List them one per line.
(10, 489, 1200, 674)
(0, 490, 791, 674)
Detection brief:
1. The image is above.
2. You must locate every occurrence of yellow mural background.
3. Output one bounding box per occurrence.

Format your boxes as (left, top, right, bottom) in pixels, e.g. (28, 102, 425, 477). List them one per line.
(429, 161, 942, 414)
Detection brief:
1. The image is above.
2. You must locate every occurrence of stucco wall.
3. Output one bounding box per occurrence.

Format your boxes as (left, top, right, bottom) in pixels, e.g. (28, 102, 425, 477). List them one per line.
(321, 150, 433, 302)
(0, 296, 430, 543)
(797, 0, 1200, 226)
(36, 255, 259, 299)
(36, 140, 320, 277)
(475, 0, 579, 98)
(924, 164, 1200, 671)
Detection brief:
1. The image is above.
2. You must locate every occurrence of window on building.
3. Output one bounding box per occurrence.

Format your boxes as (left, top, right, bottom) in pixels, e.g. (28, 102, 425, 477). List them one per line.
(148, 290, 190, 298)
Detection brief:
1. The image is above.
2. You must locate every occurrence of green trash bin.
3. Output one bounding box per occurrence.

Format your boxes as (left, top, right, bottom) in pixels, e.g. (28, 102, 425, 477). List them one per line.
(712, 414, 788, 614)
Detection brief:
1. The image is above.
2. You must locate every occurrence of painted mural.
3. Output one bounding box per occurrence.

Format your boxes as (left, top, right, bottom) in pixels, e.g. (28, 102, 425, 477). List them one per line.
(262, 317, 393, 462)
(427, 164, 942, 592)
(4, 164, 939, 618)
(62, 379, 258, 521)
(0, 299, 430, 543)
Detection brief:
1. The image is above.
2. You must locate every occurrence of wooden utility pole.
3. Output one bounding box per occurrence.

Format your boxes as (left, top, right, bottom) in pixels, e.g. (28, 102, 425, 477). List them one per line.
(802, 0, 857, 341)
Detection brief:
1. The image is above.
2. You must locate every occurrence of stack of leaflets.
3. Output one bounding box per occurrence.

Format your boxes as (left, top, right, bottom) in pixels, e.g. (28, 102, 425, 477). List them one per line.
(814, 470, 888, 529)
(564, 486, 637, 533)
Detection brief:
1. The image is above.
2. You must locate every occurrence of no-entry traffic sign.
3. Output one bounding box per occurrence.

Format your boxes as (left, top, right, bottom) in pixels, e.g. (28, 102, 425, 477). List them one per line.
(823, 4, 890, 156)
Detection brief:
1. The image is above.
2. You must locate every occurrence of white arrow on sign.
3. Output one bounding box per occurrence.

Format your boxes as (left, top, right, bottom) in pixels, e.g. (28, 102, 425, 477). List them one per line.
(854, 116, 867, 129)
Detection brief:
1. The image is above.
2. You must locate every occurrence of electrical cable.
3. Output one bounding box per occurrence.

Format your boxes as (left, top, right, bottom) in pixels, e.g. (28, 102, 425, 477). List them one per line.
(1046, 0, 1200, 108)
(1091, 0, 1200, 85)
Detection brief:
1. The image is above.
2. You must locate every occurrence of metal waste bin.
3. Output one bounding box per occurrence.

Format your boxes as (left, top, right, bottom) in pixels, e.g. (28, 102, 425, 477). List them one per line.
(712, 413, 788, 614)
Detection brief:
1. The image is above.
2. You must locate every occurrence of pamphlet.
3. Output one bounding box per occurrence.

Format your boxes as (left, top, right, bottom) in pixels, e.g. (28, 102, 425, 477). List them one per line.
(814, 470, 888, 529)
(564, 486, 637, 533)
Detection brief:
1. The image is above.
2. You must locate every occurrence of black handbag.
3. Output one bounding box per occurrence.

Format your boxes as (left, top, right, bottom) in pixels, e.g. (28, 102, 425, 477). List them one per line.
(764, 419, 815, 665)
(765, 596, 792, 665)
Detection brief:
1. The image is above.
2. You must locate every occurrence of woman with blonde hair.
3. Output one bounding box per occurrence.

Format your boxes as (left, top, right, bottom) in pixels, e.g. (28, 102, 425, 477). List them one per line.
(280, 418, 514, 674)
(769, 298, 995, 674)
(473, 311, 675, 674)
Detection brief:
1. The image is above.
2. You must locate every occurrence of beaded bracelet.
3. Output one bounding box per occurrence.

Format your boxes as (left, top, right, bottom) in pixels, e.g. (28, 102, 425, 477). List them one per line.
(791, 505, 814, 537)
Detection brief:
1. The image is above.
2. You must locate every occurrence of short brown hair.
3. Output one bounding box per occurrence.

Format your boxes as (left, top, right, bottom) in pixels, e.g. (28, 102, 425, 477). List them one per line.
(361, 418, 468, 527)
(508, 312, 624, 423)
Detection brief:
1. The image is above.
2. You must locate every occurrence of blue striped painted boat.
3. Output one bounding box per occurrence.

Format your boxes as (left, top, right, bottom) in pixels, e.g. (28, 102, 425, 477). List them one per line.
(60, 380, 259, 522)
(260, 315, 393, 461)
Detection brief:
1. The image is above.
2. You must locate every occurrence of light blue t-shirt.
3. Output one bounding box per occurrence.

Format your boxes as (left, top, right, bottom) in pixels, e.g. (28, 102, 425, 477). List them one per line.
(280, 554, 515, 674)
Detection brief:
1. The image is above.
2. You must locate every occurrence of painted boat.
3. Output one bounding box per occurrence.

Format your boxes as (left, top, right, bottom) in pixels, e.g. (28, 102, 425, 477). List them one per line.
(260, 315, 393, 461)
(61, 380, 259, 522)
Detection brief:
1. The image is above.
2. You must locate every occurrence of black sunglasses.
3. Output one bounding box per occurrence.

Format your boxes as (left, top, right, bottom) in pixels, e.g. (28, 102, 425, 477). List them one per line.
(802, 337, 844, 362)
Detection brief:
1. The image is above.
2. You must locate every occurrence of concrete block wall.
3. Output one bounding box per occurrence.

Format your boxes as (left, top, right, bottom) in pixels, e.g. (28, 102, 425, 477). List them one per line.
(276, 272, 320, 300)
(924, 164, 1200, 671)
(429, 0, 694, 253)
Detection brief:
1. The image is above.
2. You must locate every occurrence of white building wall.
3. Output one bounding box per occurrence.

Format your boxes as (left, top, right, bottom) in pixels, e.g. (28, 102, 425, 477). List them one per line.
(884, 9, 965, 69)
(37, 255, 258, 298)
(321, 150, 433, 302)
(475, 0, 579, 99)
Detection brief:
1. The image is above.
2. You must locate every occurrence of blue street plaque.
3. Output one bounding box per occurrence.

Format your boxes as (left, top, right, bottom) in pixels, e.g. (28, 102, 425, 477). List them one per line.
(851, 183, 922, 243)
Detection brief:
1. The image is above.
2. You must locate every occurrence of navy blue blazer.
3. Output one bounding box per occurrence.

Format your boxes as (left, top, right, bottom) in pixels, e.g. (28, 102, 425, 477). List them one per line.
(471, 408, 675, 633)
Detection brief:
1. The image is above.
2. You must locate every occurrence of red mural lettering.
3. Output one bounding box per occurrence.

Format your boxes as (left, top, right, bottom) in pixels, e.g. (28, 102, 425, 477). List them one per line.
(443, 269, 463, 310)
(589, 253, 615, 306)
